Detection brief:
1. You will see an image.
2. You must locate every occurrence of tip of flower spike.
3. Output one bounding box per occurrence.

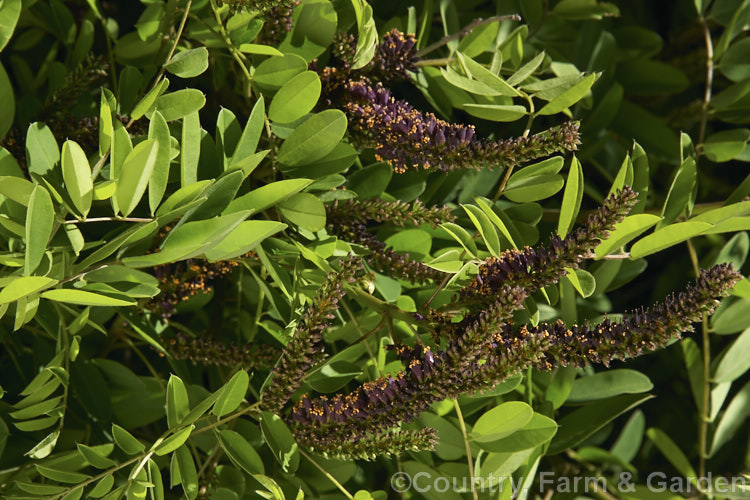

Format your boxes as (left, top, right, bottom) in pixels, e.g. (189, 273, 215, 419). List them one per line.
(700, 263, 743, 292)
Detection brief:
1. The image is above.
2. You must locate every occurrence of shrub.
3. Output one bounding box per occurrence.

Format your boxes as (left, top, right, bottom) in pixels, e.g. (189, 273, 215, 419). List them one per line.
(0, 0, 749, 499)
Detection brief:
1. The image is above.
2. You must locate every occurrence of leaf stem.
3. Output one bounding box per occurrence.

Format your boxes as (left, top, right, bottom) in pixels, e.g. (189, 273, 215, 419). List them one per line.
(686, 239, 710, 480)
(300, 448, 354, 499)
(697, 14, 714, 149)
(453, 399, 478, 500)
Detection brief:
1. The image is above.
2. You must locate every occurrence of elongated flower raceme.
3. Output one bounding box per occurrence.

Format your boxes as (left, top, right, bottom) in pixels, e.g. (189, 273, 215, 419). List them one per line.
(326, 199, 455, 284)
(164, 333, 277, 370)
(343, 80, 581, 173)
(260, 256, 363, 414)
(460, 263, 742, 393)
(460, 186, 638, 307)
(148, 259, 240, 318)
(323, 29, 420, 93)
(289, 288, 527, 452)
(327, 198, 453, 227)
(288, 263, 739, 457)
(315, 428, 438, 461)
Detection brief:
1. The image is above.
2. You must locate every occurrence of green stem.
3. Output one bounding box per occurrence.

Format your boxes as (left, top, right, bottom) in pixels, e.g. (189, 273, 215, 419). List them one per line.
(208, 0, 253, 81)
(686, 239, 710, 482)
(453, 399, 478, 500)
(300, 448, 354, 499)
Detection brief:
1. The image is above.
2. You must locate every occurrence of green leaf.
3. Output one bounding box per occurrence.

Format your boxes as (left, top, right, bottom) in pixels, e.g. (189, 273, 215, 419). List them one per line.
(122, 212, 251, 267)
(277, 110, 347, 167)
(567, 369, 653, 402)
(16, 482, 69, 495)
(213, 370, 249, 417)
(112, 424, 145, 454)
(442, 67, 508, 96)
(610, 410, 645, 462)
(204, 220, 286, 261)
(548, 394, 652, 454)
(89, 475, 115, 498)
(703, 129, 750, 162)
(24, 185, 55, 276)
(42, 289, 135, 307)
(76, 443, 116, 469)
(629, 221, 712, 259)
(164, 47, 209, 78)
(15, 415, 58, 431)
(608, 153, 633, 196)
(475, 413, 558, 453)
(173, 444, 198, 500)
(350, 0, 377, 69)
(181, 389, 223, 426)
(503, 174, 564, 202)
(25, 122, 60, 176)
(116, 139, 159, 216)
(269, 71, 321, 124)
(0, 63, 14, 140)
(347, 162, 391, 199)
(86, 265, 159, 287)
(713, 327, 750, 383)
(181, 111, 200, 186)
(0, 276, 57, 304)
(225, 179, 312, 214)
(463, 204, 501, 257)
(594, 214, 662, 258)
(216, 429, 265, 475)
(459, 53, 518, 96)
(0, 176, 34, 205)
(155, 89, 206, 122)
(440, 222, 478, 257)
(719, 37, 750, 82)
(461, 103, 527, 122)
(659, 157, 697, 229)
(712, 298, 750, 334)
(253, 54, 308, 93)
(278, 193, 326, 231)
(646, 428, 696, 480)
(131, 78, 169, 121)
(538, 73, 598, 115)
(711, 379, 750, 455)
(682, 338, 705, 414)
(154, 425, 194, 456)
(35, 465, 90, 484)
(148, 111, 171, 214)
(166, 375, 189, 428)
(616, 59, 689, 95)
(260, 411, 300, 473)
(551, 0, 620, 19)
(558, 156, 584, 238)
(566, 268, 596, 298)
(0, 0, 21, 53)
(61, 141, 93, 217)
(278, 0, 337, 61)
(471, 401, 533, 442)
(475, 197, 518, 249)
(507, 52, 546, 86)
(230, 97, 265, 168)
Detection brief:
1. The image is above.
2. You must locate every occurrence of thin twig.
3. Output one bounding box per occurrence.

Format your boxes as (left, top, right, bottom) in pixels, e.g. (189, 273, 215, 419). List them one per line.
(686, 239, 710, 480)
(300, 449, 354, 499)
(453, 399, 478, 500)
(416, 15, 522, 57)
(697, 16, 714, 149)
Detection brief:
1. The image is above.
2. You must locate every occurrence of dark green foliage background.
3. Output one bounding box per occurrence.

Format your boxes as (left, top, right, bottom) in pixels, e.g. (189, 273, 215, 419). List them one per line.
(1, 0, 750, 499)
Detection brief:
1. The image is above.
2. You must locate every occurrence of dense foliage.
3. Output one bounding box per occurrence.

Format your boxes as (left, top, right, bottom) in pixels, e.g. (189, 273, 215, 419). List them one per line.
(1, 0, 750, 499)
